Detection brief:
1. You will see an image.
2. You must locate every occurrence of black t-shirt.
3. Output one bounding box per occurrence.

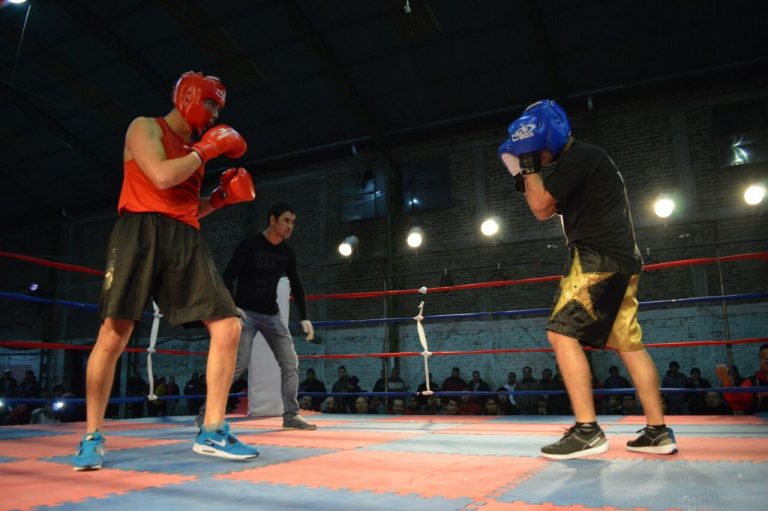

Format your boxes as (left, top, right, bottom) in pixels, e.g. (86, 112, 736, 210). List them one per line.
(222, 233, 308, 319)
(543, 140, 642, 274)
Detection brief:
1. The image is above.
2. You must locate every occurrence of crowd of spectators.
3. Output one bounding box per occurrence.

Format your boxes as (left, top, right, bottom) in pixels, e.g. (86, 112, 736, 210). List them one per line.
(0, 369, 82, 424)
(5, 349, 763, 425)
(298, 362, 744, 416)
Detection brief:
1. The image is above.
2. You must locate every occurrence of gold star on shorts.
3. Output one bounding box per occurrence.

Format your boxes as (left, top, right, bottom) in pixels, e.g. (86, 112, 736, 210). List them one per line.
(552, 250, 615, 320)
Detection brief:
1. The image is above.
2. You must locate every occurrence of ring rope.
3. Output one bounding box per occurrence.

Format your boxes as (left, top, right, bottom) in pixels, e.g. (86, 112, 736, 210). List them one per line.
(3, 337, 765, 360)
(4, 289, 764, 328)
(2, 250, 765, 300)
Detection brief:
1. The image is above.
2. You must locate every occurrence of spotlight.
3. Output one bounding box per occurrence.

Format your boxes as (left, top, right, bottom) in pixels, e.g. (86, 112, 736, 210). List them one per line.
(406, 227, 424, 248)
(53, 400, 66, 411)
(654, 197, 675, 219)
(481, 218, 499, 237)
(744, 184, 765, 206)
(9, 0, 29, 4)
(338, 236, 359, 257)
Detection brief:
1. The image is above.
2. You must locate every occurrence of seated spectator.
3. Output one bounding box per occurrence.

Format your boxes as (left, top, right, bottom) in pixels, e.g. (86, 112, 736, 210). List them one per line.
(372, 369, 387, 393)
(715, 343, 768, 414)
(496, 387, 519, 415)
(417, 372, 439, 408)
(547, 369, 570, 415)
(386, 367, 407, 393)
(603, 394, 623, 414)
(516, 366, 539, 415)
(0, 369, 18, 397)
(405, 396, 420, 414)
(299, 368, 327, 411)
(662, 361, 689, 414)
(443, 398, 460, 416)
(730, 365, 745, 386)
(441, 367, 467, 392)
(458, 393, 481, 415)
(603, 365, 631, 390)
(591, 370, 604, 415)
(30, 384, 70, 424)
(321, 396, 346, 414)
(18, 370, 41, 398)
(423, 394, 442, 415)
(536, 396, 548, 415)
(468, 370, 491, 394)
(685, 367, 712, 414)
(183, 372, 204, 416)
(621, 393, 643, 415)
(483, 397, 500, 415)
(300, 395, 314, 411)
(369, 396, 386, 414)
(3, 401, 31, 425)
(331, 366, 355, 412)
(697, 391, 733, 415)
(353, 396, 369, 414)
(501, 372, 518, 410)
(389, 397, 406, 415)
(164, 375, 180, 416)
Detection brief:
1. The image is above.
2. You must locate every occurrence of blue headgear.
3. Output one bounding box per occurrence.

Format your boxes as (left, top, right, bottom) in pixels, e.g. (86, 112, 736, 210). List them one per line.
(505, 99, 572, 165)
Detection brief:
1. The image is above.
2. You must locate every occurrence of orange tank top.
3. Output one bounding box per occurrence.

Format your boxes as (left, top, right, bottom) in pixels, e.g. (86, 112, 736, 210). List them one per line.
(117, 117, 204, 229)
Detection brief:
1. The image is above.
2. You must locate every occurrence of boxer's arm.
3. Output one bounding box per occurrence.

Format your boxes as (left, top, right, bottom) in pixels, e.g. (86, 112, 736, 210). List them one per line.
(197, 198, 215, 219)
(125, 117, 202, 190)
(523, 173, 558, 220)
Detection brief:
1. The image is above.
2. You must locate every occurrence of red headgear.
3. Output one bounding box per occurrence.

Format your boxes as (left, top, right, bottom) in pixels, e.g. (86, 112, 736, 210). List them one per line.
(172, 71, 226, 134)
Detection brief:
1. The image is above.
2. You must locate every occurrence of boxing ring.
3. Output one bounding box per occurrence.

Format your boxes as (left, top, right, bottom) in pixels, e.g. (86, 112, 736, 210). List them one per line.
(1, 250, 767, 511)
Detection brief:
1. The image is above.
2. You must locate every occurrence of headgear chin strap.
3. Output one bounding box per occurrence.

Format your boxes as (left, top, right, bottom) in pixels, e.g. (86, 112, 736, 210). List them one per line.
(172, 71, 226, 134)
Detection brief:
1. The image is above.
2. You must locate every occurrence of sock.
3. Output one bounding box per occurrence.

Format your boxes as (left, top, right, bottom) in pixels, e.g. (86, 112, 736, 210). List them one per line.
(575, 421, 599, 432)
(647, 424, 667, 432)
(84, 430, 100, 441)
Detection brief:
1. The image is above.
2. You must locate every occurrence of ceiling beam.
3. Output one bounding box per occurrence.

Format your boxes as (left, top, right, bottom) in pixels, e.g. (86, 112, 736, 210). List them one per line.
(158, 0, 268, 89)
(522, 0, 563, 99)
(281, 0, 383, 140)
(0, 81, 119, 188)
(55, 0, 171, 100)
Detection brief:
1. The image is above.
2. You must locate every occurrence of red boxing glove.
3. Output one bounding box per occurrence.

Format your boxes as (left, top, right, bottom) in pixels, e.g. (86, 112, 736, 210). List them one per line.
(191, 125, 247, 163)
(210, 168, 255, 209)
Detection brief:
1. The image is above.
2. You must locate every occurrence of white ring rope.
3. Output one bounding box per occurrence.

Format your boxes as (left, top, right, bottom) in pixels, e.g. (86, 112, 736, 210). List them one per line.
(146, 300, 162, 401)
(414, 287, 433, 396)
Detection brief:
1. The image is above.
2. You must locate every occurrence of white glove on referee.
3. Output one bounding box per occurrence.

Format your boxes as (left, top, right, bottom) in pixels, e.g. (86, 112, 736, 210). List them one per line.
(301, 319, 315, 341)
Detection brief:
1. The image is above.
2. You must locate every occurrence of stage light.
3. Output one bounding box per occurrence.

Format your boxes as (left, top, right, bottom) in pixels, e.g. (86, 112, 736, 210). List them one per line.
(654, 197, 675, 218)
(338, 236, 359, 257)
(744, 184, 765, 206)
(406, 227, 424, 248)
(481, 218, 499, 237)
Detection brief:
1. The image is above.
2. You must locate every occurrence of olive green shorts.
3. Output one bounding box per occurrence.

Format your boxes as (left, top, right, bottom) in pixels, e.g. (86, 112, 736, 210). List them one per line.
(99, 213, 237, 327)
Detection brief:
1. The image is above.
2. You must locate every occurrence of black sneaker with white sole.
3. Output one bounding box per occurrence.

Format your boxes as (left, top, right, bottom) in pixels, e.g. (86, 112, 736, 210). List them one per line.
(626, 426, 678, 454)
(541, 424, 609, 460)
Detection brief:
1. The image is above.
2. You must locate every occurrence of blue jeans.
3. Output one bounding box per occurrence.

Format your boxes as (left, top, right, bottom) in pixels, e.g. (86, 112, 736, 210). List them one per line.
(234, 309, 299, 418)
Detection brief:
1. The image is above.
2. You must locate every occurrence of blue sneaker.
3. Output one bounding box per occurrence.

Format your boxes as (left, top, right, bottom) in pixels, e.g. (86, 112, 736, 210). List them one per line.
(72, 431, 105, 471)
(193, 422, 259, 460)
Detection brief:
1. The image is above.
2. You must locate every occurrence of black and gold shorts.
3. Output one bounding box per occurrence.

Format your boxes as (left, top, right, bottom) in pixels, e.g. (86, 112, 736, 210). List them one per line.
(98, 213, 238, 327)
(546, 247, 643, 352)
